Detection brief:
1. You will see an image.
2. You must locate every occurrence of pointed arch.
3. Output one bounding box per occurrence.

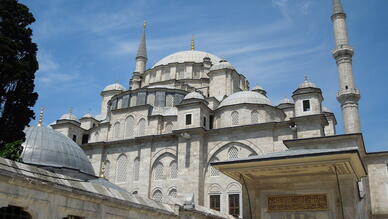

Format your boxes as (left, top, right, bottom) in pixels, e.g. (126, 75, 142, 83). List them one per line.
(137, 118, 146, 136)
(116, 154, 128, 183)
(133, 157, 140, 181)
(113, 122, 121, 139)
(152, 189, 163, 202)
(153, 162, 164, 180)
(231, 111, 239, 126)
(209, 157, 220, 176)
(125, 116, 135, 138)
(168, 188, 177, 198)
(251, 110, 259, 124)
(228, 146, 239, 160)
(165, 122, 173, 133)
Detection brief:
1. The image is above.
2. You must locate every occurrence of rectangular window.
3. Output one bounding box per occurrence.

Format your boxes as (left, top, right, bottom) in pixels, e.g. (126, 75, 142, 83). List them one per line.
(229, 194, 240, 217)
(185, 114, 192, 125)
(81, 134, 89, 144)
(210, 195, 220, 211)
(209, 115, 214, 129)
(203, 116, 207, 128)
(303, 100, 311, 112)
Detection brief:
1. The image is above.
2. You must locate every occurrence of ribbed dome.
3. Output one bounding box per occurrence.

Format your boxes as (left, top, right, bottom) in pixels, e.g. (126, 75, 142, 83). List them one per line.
(60, 113, 79, 122)
(184, 91, 204, 100)
(21, 126, 95, 176)
(153, 50, 221, 68)
(218, 91, 272, 108)
(103, 83, 125, 92)
(210, 60, 235, 71)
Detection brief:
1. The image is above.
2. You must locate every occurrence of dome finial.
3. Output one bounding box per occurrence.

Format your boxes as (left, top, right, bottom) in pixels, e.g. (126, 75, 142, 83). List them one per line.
(304, 75, 309, 82)
(191, 35, 195, 51)
(37, 107, 44, 127)
(143, 20, 147, 30)
(69, 107, 73, 115)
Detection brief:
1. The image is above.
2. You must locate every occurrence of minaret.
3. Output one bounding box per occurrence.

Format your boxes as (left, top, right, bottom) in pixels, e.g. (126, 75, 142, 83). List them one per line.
(331, 0, 361, 133)
(130, 21, 148, 90)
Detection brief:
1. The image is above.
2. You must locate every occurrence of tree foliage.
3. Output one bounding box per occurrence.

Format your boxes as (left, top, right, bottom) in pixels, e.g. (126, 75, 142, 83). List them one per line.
(0, 0, 38, 159)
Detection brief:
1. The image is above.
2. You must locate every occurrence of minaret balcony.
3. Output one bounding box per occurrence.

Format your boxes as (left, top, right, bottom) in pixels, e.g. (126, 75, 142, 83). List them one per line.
(336, 88, 360, 103)
(332, 45, 354, 59)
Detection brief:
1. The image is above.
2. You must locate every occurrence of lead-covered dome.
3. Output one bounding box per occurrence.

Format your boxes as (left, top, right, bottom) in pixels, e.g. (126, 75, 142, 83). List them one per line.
(210, 60, 235, 71)
(21, 126, 95, 176)
(103, 83, 125, 92)
(60, 112, 79, 122)
(184, 91, 205, 100)
(152, 50, 222, 68)
(218, 91, 272, 108)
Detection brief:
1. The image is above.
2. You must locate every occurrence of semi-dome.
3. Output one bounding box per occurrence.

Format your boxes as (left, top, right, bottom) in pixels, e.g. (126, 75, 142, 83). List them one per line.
(152, 50, 222, 68)
(103, 83, 125, 92)
(21, 126, 95, 176)
(60, 112, 79, 122)
(184, 91, 205, 100)
(210, 60, 235, 71)
(218, 91, 272, 108)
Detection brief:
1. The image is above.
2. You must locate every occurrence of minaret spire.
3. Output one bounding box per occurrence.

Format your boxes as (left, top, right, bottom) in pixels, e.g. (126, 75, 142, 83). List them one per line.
(191, 35, 195, 51)
(131, 21, 148, 90)
(331, 0, 361, 133)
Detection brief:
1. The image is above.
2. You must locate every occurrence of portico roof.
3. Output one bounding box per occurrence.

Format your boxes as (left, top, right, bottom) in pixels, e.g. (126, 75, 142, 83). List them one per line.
(212, 147, 367, 182)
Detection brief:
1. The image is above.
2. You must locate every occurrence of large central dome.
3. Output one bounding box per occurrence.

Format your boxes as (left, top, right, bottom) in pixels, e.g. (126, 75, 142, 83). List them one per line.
(152, 50, 222, 68)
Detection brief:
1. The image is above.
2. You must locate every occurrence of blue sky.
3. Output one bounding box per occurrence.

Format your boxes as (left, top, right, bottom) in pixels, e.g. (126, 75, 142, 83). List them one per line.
(20, 0, 388, 152)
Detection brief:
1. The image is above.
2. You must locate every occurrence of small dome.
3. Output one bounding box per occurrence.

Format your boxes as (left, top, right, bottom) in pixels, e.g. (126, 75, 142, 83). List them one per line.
(82, 113, 93, 118)
(103, 83, 125, 92)
(21, 126, 95, 176)
(298, 77, 317, 89)
(218, 91, 272, 108)
(323, 106, 332, 113)
(153, 50, 221, 68)
(280, 97, 293, 104)
(210, 60, 235, 71)
(60, 112, 79, 122)
(184, 91, 205, 100)
(252, 85, 265, 91)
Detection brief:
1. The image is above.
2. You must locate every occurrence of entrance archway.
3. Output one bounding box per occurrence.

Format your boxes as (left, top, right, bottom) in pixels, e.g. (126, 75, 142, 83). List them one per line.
(0, 205, 32, 219)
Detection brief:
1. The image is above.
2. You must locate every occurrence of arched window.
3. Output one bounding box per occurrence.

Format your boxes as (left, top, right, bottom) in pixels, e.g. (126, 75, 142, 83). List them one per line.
(133, 157, 140, 181)
(170, 161, 177, 179)
(114, 122, 121, 139)
(0, 206, 32, 219)
(251, 110, 259, 124)
(104, 160, 111, 179)
(168, 189, 177, 198)
(116, 154, 128, 183)
(228, 146, 239, 160)
(165, 122, 173, 133)
(137, 118, 146, 136)
(231, 111, 239, 126)
(152, 190, 163, 202)
(209, 157, 220, 176)
(154, 162, 164, 180)
(125, 116, 134, 138)
(132, 191, 138, 195)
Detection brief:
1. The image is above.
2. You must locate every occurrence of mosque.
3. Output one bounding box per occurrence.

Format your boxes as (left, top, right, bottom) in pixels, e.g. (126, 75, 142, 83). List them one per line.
(0, 0, 387, 218)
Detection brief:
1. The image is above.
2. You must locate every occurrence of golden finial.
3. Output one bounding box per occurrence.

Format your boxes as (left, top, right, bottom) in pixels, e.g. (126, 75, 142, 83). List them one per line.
(37, 107, 44, 127)
(191, 35, 195, 51)
(143, 20, 147, 30)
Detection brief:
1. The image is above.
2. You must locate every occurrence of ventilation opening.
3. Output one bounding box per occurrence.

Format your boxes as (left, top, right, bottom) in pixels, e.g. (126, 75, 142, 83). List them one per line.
(303, 100, 311, 112)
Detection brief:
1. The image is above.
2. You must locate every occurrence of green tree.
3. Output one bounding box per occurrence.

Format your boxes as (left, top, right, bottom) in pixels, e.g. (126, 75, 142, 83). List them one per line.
(0, 0, 38, 160)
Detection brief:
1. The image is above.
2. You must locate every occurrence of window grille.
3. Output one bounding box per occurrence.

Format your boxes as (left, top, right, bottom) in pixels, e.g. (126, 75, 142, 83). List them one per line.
(125, 116, 134, 138)
(210, 195, 220, 211)
(154, 162, 164, 180)
(228, 146, 239, 160)
(231, 111, 239, 126)
(165, 122, 173, 133)
(166, 94, 174, 107)
(170, 161, 177, 179)
(152, 190, 163, 202)
(114, 122, 120, 139)
(137, 118, 146, 136)
(134, 158, 140, 181)
(0, 206, 32, 219)
(228, 194, 240, 217)
(116, 154, 128, 183)
(210, 157, 220, 176)
(169, 189, 177, 198)
(251, 110, 259, 124)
